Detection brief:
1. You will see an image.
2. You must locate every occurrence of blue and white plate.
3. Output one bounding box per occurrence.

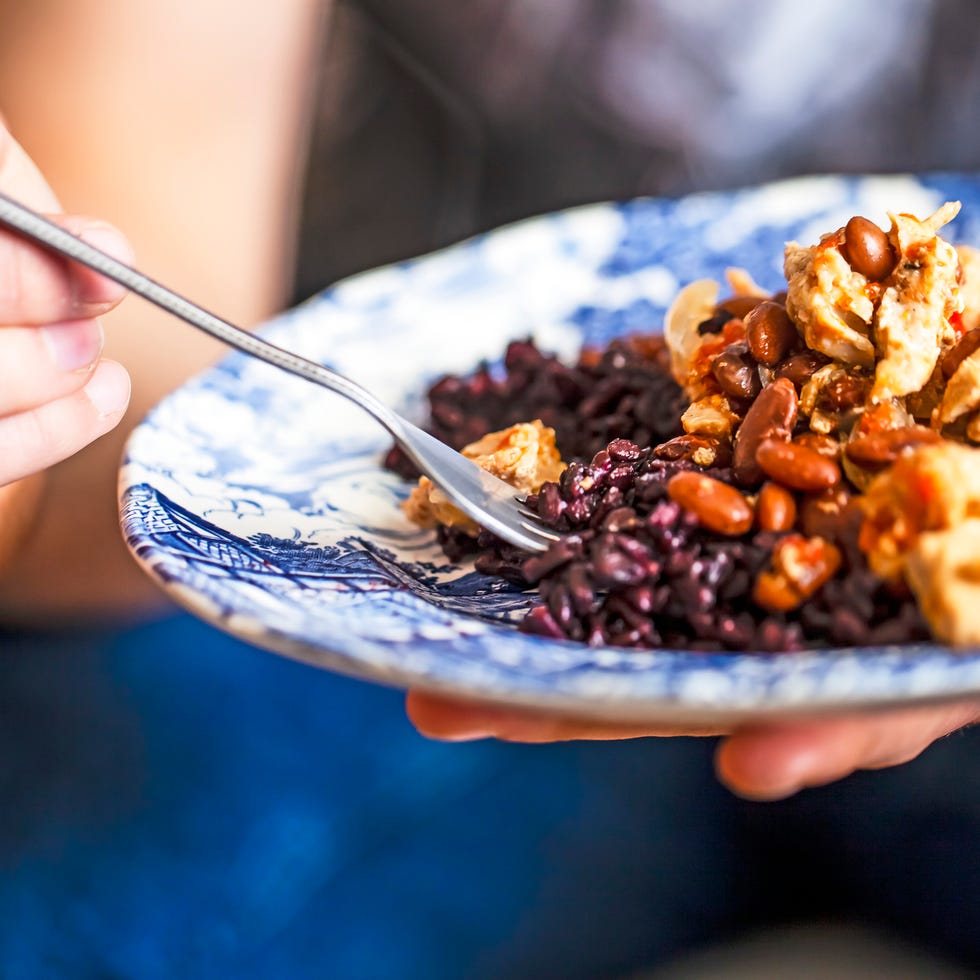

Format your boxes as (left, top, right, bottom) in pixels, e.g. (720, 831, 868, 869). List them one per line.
(120, 174, 980, 724)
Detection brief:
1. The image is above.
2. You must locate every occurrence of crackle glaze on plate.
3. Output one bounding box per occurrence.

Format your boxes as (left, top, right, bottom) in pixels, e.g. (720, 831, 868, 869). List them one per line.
(120, 174, 980, 724)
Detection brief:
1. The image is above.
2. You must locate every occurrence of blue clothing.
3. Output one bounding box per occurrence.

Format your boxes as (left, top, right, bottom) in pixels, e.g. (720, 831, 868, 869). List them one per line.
(1, 615, 980, 978)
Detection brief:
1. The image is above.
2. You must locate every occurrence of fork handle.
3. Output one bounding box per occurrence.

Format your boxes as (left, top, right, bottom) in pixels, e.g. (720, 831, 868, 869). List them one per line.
(0, 192, 405, 436)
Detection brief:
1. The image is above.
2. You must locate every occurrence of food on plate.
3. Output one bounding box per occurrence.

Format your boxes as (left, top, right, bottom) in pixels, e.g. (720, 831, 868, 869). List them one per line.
(402, 420, 565, 533)
(859, 441, 980, 644)
(391, 203, 980, 650)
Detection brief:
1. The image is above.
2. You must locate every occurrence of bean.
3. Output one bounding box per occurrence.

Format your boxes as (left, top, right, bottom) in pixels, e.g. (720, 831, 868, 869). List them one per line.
(711, 343, 762, 400)
(756, 482, 797, 532)
(941, 326, 980, 379)
(732, 378, 799, 487)
(844, 425, 942, 470)
(752, 570, 800, 612)
(792, 431, 841, 459)
(654, 434, 732, 468)
(752, 534, 842, 612)
(667, 471, 754, 536)
(775, 350, 831, 388)
(716, 295, 765, 320)
(799, 486, 859, 543)
(844, 215, 897, 281)
(778, 535, 842, 595)
(755, 439, 841, 492)
(744, 301, 798, 366)
(815, 372, 871, 412)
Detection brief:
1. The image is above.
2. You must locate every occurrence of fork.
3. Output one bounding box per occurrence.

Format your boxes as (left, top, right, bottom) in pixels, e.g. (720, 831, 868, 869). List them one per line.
(0, 192, 559, 553)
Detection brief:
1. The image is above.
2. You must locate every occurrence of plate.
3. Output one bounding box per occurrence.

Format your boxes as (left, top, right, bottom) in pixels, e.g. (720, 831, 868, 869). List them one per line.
(120, 173, 980, 724)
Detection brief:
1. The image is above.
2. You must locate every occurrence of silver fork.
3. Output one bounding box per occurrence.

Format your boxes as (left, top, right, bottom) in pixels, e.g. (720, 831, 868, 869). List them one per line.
(0, 192, 559, 553)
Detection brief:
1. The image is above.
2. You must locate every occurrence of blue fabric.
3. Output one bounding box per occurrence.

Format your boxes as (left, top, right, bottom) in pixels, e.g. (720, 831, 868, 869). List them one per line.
(0, 615, 979, 978)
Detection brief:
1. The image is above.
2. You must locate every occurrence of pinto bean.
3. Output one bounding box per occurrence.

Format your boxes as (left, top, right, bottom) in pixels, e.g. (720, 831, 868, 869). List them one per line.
(666, 472, 754, 536)
(744, 301, 798, 366)
(653, 434, 732, 468)
(755, 439, 841, 492)
(844, 426, 942, 470)
(815, 372, 871, 412)
(716, 295, 765, 319)
(752, 569, 801, 612)
(792, 432, 841, 460)
(775, 350, 831, 389)
(711, 343, 762, 400)
(752, 534, 842, 612)
(843, 215, 897, 281)
(756, 482, 797, 532)
(779, 535, 842, 594)
(799, 485, 855, 542)
(732, 378, 799, 487)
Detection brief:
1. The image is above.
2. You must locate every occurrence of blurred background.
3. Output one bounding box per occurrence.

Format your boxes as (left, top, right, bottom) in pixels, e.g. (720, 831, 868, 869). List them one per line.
(297, 0, 980, 296)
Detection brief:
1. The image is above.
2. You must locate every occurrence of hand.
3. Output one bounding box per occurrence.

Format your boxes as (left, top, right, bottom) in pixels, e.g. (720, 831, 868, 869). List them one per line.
(0, 122, 132, 567)
(406, 690, 980, 800)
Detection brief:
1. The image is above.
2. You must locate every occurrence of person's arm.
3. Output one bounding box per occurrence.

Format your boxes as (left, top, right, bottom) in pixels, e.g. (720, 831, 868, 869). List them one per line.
(0, 0, 326, 620)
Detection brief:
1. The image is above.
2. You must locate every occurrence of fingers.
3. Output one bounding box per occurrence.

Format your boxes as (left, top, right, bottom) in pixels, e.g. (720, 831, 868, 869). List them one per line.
(0, 216, 134, 324)
(0, 121, 135, 489)
(409, 691, 980, 803)
(0, 318, 105, 415)
(0, 359, 131, 486)
(715, 700, 980, 801)
(405, 690, 729, 742)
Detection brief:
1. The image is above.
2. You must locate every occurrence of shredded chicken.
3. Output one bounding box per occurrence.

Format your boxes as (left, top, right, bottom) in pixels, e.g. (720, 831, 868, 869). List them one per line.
(903, 520, 980, 646)
(783, 203, 963, 406)
(680, 393, 740, 438)
(872, 203, 962, 401)
(784, 234, 876, 367)
(403, 420, 566, 535)
(859, 442, 978, 578)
